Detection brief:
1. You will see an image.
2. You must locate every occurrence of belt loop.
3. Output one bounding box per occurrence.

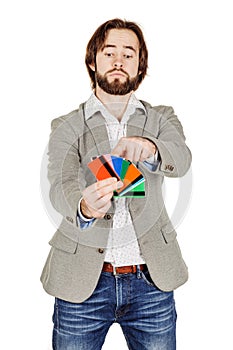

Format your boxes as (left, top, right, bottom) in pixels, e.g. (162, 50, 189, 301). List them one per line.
(136, 265, 141, 279)
(113, 265, 117, 276)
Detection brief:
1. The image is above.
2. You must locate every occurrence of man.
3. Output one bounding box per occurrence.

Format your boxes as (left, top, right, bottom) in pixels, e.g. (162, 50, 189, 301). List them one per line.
(41, 18, 192, 350)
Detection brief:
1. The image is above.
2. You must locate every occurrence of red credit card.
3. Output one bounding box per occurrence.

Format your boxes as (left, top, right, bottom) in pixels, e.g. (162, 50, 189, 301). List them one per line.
(87, 155, 121, 181)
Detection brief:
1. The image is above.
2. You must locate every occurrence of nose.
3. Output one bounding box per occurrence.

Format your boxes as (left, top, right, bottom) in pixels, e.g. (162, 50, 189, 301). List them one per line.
(114, 62, 123, 69)
(113, 56, 123, 69)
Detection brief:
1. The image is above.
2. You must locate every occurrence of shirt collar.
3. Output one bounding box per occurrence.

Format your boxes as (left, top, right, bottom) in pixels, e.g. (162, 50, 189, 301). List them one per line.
(84, 93, 146, 122)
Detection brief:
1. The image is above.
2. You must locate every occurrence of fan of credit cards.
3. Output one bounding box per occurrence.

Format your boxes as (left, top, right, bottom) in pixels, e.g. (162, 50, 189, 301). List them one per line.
(87, 154, 145, 197)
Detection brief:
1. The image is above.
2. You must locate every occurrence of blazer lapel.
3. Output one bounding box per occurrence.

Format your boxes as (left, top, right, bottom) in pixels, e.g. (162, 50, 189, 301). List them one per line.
(85, 112, 111, 156)
(83, 107, 148, 154)
(127, 110, 147, 137)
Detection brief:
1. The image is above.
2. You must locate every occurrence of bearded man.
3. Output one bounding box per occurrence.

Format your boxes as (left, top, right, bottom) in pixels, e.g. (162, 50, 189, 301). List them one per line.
(41, 18, 192, 350)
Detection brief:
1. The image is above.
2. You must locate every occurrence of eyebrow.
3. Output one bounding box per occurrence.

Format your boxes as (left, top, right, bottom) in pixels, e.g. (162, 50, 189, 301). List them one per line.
(102, 44, 137, 53)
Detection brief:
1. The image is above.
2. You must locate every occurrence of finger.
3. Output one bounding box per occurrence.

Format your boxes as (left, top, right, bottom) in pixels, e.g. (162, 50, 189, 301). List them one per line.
(125, 142, 142, 162)
(94, 192, 114, 210)
(83, 190, 112, 216)
(94, 179, 123, 198)
(85, 193, 111, 213)
(125, 143, 135, 162)
(140, 148, 152, 161)
(84, 177, 117, 197)
(132, 144, 143, 162)
(95, 177, 118, 190)
(94, 180, 123, 207)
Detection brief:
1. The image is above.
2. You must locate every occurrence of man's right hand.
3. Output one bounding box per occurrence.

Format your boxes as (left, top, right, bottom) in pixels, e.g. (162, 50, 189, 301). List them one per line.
(80, 178, 123, 219)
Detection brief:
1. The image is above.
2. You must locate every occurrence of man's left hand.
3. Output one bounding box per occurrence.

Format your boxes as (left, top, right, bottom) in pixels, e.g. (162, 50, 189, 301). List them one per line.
(111, 136, 156, 163)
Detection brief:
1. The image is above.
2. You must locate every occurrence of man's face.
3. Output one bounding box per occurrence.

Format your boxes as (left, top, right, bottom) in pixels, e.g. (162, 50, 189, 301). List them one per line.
(90, 29, 140, 95)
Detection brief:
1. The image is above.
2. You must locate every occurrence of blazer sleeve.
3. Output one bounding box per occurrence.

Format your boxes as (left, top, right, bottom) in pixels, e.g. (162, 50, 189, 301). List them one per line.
(47, 115, 83, 227)
(144, 106, 192, 178)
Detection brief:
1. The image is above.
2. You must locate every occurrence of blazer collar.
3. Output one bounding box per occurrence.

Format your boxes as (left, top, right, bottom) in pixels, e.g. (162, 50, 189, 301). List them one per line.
(80, 97, 148, 156)
(84, 93, 146, 122)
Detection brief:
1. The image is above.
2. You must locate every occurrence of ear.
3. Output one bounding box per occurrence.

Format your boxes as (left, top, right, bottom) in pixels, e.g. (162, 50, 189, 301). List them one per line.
(89, 63, 95, 72)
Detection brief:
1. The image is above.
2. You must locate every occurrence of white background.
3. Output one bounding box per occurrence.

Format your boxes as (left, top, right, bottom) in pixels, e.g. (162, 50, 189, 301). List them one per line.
(1, 0, 232, 349)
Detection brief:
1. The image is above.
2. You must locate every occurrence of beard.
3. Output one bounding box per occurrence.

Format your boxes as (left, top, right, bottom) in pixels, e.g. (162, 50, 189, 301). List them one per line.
(95, 70, 140, 95)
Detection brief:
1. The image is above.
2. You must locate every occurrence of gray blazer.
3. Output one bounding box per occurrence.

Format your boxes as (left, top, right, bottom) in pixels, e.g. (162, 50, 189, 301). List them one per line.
(40, 101, 192, 303)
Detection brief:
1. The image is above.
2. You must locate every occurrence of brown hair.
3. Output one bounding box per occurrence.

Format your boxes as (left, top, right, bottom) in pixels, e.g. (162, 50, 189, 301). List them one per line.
(85, 18, 148, 90)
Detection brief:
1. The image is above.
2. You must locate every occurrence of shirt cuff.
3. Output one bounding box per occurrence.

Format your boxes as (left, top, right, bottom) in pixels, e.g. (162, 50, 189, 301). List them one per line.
(77, 198, 95, 229)
(145, 150, 159, 164)
(78, 198, 94, 222)
(143, 150, 160, 171)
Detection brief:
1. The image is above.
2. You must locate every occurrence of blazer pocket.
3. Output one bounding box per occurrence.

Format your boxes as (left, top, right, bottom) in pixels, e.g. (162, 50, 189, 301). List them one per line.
(161, 222, 177, 244)
(49, 230, 78, 254)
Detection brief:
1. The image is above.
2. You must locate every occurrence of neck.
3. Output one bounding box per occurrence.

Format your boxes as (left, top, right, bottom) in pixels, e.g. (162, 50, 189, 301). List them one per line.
(95, 86, 133, 121)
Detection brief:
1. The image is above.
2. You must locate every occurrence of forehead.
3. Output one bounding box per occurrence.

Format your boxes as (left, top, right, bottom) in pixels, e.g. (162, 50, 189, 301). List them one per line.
(103, 29, 139, 51)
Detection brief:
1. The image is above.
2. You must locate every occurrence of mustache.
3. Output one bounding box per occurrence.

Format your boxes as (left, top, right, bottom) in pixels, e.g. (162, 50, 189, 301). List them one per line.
(106, 68, 129, 77)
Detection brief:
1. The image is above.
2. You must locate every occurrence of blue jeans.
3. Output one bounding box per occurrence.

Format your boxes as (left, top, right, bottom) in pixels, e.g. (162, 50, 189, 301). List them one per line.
(52, 266, 176, 350)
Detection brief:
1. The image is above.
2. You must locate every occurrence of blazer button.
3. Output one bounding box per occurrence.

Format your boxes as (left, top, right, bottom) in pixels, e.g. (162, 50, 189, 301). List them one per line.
(104, 213, 112, 220)
(66, 216, 74, 224)
(98, 248, 104, 254)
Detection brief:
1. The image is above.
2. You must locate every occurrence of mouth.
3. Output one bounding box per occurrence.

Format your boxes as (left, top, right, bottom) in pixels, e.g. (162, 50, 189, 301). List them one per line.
(108, 70, 128, 78)
(110, 72, 125, 76)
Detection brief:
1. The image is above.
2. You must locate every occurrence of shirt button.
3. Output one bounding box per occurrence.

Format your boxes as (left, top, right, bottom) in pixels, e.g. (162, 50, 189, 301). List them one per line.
(98, 248, 104, 254)
(104, 213, 112, 220)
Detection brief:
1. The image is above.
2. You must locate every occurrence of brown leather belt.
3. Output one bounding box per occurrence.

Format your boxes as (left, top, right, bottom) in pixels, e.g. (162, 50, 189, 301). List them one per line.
(103, 262, 145, 275)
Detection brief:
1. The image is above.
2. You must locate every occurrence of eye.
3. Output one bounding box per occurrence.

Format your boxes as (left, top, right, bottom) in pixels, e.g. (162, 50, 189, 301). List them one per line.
(104, 52, 114, 57)
(124, 54, 133, 59)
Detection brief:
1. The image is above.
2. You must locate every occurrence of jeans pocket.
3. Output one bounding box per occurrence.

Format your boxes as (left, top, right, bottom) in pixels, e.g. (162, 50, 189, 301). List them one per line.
(141, 269, 156, 287)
